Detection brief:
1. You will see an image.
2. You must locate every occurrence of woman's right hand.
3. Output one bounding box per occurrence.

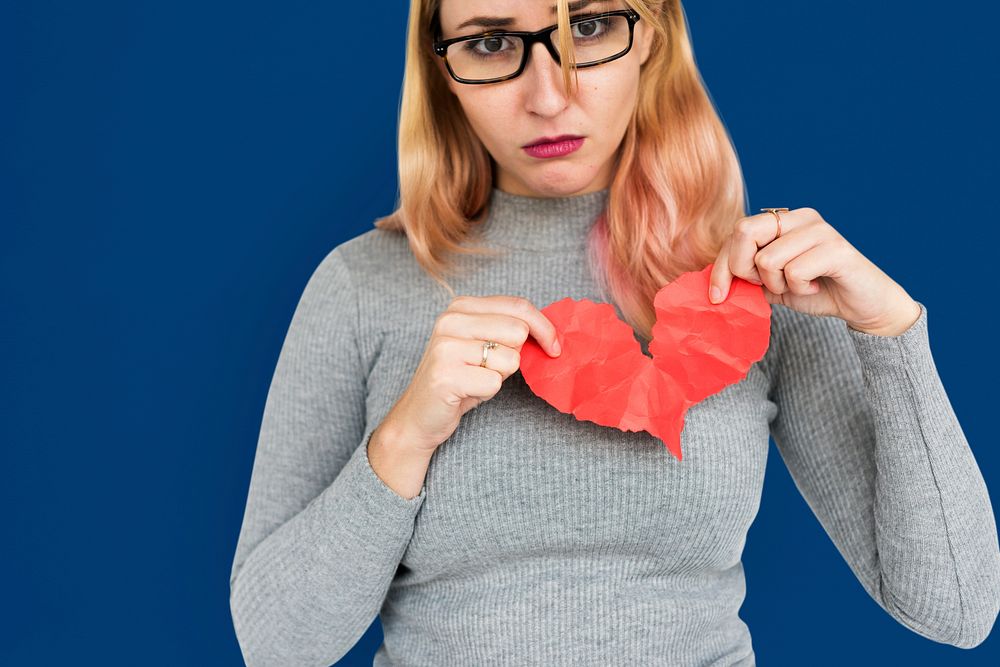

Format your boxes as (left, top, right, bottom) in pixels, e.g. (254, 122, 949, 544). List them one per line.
(378, 295, 563, 458)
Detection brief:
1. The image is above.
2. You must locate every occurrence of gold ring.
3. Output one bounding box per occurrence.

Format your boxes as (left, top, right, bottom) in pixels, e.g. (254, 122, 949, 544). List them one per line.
(760, 208, 789, 239)
(480, 340, 498, 367)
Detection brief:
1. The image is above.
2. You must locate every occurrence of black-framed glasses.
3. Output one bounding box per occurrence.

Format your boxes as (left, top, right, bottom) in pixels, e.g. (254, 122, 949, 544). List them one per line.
(433, 9, 641, 85)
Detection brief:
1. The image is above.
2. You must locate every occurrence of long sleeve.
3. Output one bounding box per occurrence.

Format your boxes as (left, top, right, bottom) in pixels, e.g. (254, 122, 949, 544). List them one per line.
(764, 300, 1000, 648)
(229, 246, 427, 667)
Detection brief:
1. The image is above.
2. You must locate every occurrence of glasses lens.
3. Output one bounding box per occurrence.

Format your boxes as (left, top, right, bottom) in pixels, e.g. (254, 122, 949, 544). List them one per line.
(554, 13, 631, 65)
(446, 34, 526, 82)
(445, 14, 631, 82)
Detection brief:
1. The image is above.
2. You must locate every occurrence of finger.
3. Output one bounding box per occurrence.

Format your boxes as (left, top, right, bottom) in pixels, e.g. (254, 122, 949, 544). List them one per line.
(780, 243, 839, 296)
(446, 295, 561, 357)
(753, 225, 824, 295)
(455, 364, 506, 402)
(708, 243, 735, 303)
(728, 209, 811, 289)
(441, 335, 521, 379)
(434, 309, 535, 354)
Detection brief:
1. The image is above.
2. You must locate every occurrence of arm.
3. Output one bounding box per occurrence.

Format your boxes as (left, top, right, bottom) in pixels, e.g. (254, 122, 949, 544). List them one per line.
(229, 246, 428, 667)
(764, 300, 1000, 648)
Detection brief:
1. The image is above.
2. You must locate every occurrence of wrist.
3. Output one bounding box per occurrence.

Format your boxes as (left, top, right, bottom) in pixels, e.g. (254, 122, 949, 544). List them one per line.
(847, 298, 921, 337)
(373, 419, 437, 460)
(368, 422, 433, 501)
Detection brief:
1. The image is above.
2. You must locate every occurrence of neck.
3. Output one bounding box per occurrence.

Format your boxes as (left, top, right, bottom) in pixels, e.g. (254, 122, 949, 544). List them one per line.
(473, 186, 610, 250)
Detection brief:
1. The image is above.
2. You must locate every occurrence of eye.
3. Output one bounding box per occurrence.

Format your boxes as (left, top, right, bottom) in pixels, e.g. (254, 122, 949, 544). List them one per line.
(463, 35, 517, 60)
(571, 16, 611, 41)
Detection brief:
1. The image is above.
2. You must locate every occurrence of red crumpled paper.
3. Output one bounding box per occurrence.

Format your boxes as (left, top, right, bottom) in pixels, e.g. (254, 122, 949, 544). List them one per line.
(519, 263, 772, 461)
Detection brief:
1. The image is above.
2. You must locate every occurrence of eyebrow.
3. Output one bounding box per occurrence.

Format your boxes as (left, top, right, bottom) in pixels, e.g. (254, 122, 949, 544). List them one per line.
(455, 0, 613, 31)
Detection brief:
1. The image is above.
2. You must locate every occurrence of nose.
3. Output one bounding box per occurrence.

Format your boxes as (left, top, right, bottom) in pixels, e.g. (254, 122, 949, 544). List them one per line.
(522, 41, 570, 116)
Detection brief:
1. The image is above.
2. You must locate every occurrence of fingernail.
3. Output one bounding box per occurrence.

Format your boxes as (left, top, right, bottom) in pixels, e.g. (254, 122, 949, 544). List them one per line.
(709, 285, 722, 303)
(552, 339, 562, 356)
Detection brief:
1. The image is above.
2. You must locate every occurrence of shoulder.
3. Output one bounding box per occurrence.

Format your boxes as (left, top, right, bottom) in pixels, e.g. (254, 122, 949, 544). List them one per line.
(310, 227, 413, 284)
(304, 226, 432, 300)
(306, 226, 452, 333)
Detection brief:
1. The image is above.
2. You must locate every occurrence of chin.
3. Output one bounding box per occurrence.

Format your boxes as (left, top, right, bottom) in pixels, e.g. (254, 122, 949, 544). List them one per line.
(526, 167, 599, 196)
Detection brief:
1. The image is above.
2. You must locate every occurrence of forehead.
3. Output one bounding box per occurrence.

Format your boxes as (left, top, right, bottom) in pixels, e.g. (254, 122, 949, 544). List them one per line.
(438, 0, 617, 33)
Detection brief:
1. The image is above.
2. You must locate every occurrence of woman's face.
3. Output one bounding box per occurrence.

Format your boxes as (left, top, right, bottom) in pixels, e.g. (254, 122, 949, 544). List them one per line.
(435, 1, 654, 198)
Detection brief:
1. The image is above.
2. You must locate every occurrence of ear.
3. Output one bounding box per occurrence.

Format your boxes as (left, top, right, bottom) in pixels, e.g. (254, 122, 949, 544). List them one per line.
(637, 21, 654, 66)
(432, 53, 458, 96)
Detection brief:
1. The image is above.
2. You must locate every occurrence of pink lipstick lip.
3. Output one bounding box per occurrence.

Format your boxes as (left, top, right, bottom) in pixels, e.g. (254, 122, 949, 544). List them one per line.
(522, 136, 585, 159)
(523, 134, 584, 148)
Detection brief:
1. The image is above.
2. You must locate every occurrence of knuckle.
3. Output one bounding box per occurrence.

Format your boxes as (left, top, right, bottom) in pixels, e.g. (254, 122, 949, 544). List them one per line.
(486, 371, 503, 394)
(513, 319, 530, 340)
(447, 295, 469, 311)
(783, 265, 805, 283)
(436, 310, 459, 328)
(754, 253, 778, 272)
(512, 296, 535, 316)
(429, 335, 455, 360)
(734, 218, 755, 237)
(808, 219, 830, 237)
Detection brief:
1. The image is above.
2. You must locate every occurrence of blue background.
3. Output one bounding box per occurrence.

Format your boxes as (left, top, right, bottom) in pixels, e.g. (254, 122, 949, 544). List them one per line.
(5, 0, 998, 664)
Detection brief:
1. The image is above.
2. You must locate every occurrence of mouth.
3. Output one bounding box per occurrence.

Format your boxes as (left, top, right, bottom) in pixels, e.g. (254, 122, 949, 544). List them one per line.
(521, 135, 586, 159)
(522, 134, 585, 148)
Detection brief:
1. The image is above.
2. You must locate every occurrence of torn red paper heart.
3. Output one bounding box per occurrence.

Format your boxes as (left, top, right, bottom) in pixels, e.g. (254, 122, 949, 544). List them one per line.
(518, 263, 772, 461)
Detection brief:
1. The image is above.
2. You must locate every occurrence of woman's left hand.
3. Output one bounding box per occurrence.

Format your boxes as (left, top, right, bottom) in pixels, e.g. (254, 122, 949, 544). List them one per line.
(707, 207, 922, 337)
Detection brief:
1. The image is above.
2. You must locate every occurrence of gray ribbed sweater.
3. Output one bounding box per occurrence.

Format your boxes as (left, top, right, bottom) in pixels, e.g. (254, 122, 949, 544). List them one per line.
(229, 187, 1000, 666)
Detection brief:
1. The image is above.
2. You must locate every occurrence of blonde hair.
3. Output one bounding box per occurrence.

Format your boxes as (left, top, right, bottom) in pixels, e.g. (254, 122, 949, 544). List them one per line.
(374, 0, 747, 343)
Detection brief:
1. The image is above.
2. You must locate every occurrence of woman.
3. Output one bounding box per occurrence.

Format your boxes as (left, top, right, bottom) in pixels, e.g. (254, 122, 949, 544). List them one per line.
(229, 1, 1000, 664)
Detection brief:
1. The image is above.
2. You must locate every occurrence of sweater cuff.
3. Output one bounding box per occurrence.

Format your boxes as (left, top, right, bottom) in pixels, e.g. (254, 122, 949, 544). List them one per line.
(845, 300, 930, 371)
(320, 430, 428, 531)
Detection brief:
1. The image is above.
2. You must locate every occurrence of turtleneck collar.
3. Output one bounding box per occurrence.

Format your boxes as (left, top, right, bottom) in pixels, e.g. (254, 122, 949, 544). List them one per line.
(473, 186, 610, 250)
